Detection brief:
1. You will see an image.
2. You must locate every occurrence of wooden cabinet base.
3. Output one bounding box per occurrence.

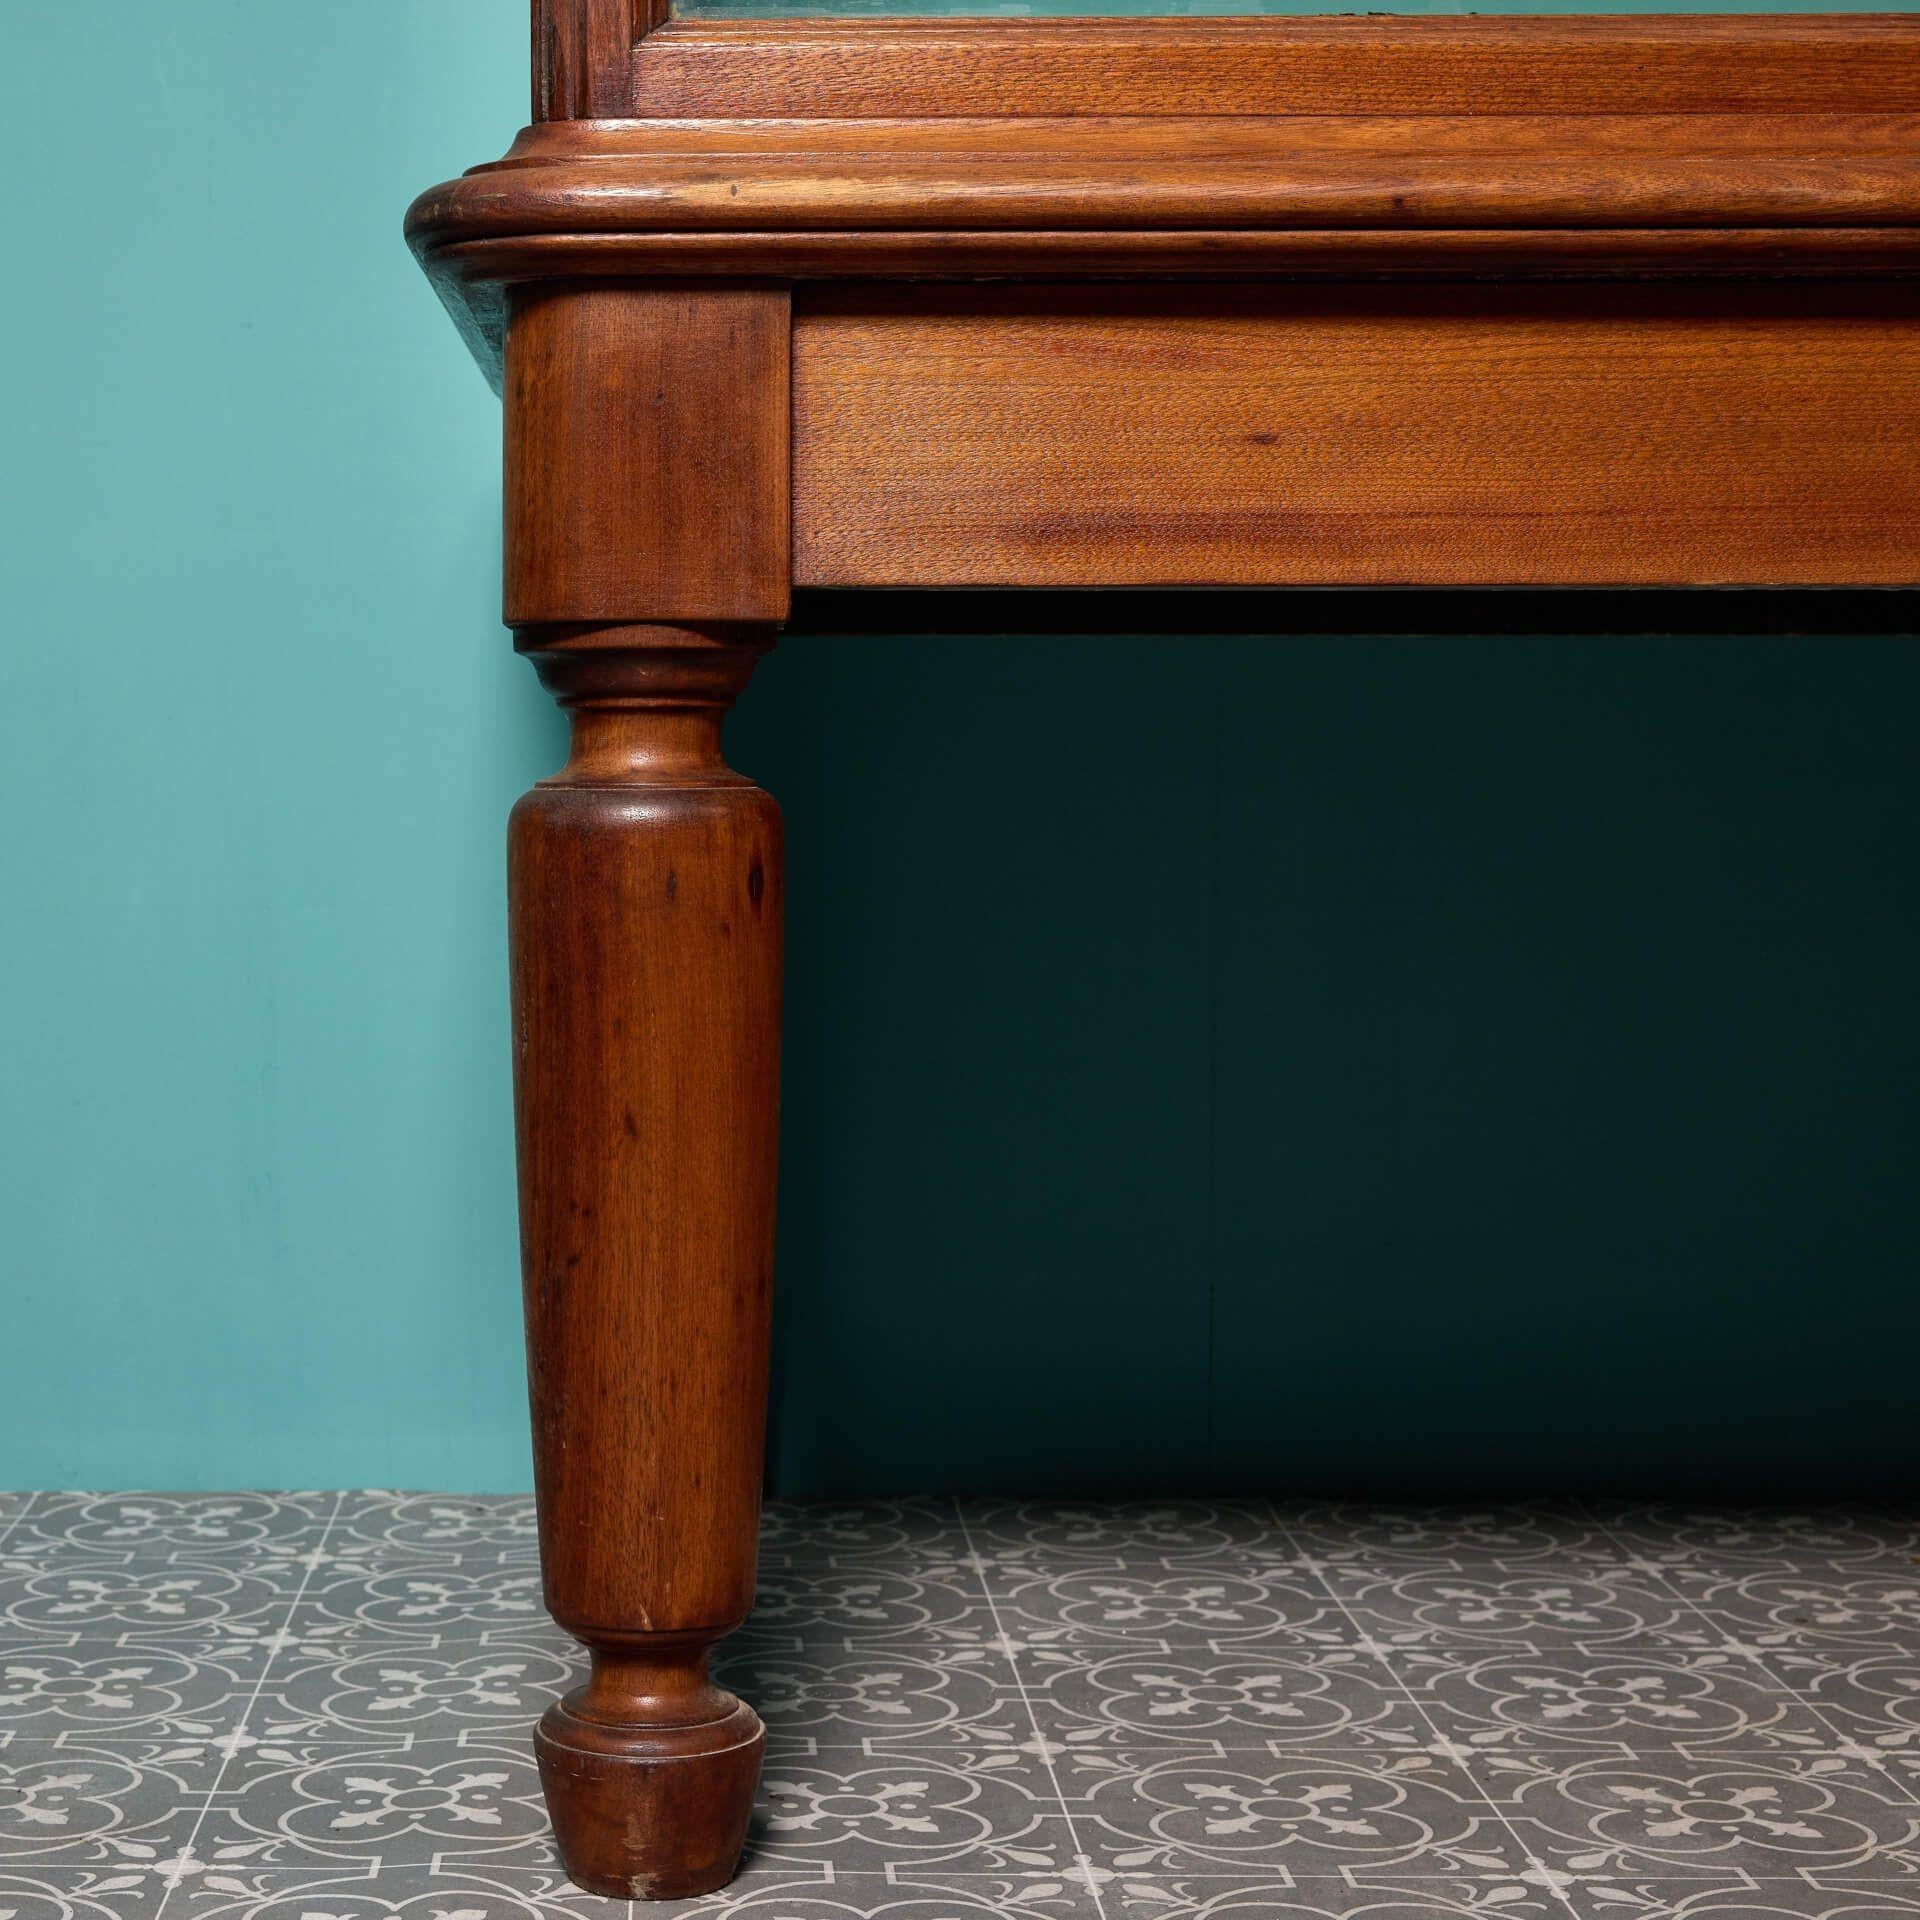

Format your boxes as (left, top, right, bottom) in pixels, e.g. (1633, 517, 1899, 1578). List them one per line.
(535, 1648, 765, 1900)
(409, 8, 1920, 1901)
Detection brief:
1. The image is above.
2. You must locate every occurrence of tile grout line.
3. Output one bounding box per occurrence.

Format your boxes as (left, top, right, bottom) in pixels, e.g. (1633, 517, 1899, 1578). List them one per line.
(0, 1491, 36, 1557)
(1263, 1500, 1587, 1920)
(152, 1488, 349, 1918)
(952, 1499, 1113, 1920)
(1575, 1498, 1920, 1818)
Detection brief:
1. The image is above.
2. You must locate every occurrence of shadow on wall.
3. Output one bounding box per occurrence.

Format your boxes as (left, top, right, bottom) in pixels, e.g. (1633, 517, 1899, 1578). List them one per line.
(729, 606, 1920, 1499)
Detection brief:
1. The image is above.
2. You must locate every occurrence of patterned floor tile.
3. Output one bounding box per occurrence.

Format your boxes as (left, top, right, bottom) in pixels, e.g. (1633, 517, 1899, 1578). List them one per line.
(0, 1640, 264, 1739)
(964, 1502, 1284, 1572)
(1587, 1506, 1920, 1574)
(1281, 1503, 1616, 1571)
(1760, 1649, 1920, 1752)
(758, 1499, 972, 1572)
(1320, 1564, 1703, 1651)
(10, 1496, 340, 1559)
(328, 1491, 541, 1562)
(0, 1868, 164, 1920)
(983, 1561, 1353, 1654)
(0, 1740, 209, 1867)
(1105, 1874, 1570, 1918)
(251, 1632, 582, 1743)
(5, 1495, 1920, 1920)
(0, 1557, 306, 1649)
(1469, 1748, 1920, 1881)
(1382, 1646, 1836, 1756)
(715, 1638, 1031, 1754)
(1053, 1745, 1539, 1880)
(1559, 1880, 1920, 1918)
(7, 1863, 627, 1918)
(1663, 1564, 1920, 1652)
(292, 1558, 551, 1639)
(751, 1751, 1081, 1877)
(681, 1872, 1104, 1919)
(1018, 1644, 1431, 1753)
(196, 1734, 561, 1873)
(731, 1567, 994, 1651)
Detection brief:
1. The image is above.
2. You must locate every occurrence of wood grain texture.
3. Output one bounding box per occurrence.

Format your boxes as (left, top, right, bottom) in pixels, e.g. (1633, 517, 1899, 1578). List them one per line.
(405, 93, 1920, 379)
(792, 284, 1920, 587)
(630, 15, 1920, 119)
(512, 632, 781, 1900)
(535, 0, 652, 119)
(404, 23, 1920, 1906)
(501, 281, 789, 1899)
(418, 113, 1920, 238)
(505, 285, 790, 625)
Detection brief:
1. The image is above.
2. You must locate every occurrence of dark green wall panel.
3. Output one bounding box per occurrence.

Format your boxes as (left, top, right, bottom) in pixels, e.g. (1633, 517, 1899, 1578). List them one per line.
(731, 618, 1920, 1497)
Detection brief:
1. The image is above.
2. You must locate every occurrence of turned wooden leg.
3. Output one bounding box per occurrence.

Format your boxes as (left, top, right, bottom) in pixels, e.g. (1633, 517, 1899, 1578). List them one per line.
(500, 286, 791, 1899)
(510, 632, 780, 1898)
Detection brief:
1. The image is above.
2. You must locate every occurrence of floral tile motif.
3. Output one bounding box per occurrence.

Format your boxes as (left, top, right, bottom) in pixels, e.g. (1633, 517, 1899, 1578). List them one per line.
(328, 1491, 542, 1562)
(737, 1565, 993, 1651)
(173, 1868, 613, 1919)
(0, 1640, 262, 1738)
(1471, 1749, 1920, 1880)
(965, 1502, 1284, 1573)
(1560, 1882, 1920, 1920)
(1021, 1646, 1429, 1753)
(4, 1495, 1920, 1920)
(713, 1639, 1030, 1753)
(1588, 1506, 1920, 1573)
(194, 1735, 560, 1873)
(675, 1871, 1105, 1920)
(752, 1752, 1079, 1876)
(1385, 1648, 1835, 1755)
(1281, 1503, 1613, 1571)
(1054, 1746, 1537, 1879)
(0, 1561, 306, 1648)
(758, 1498, 972, 1570)
(253, 1634, 582, 1742)
(984, 1563, 1352, 1653)
(0, 1741, 208, 1867)
(1664, 1564, 1920, 1651)
(0, 1863, 629, 1918)
(1319, 1565, 1702, 1651)
(12, 1496, 340, 1559)
(1761, 1650, 1920, 1752)
(1106, 1873, 1571, 1917)
(293, 1558, 550, 1639)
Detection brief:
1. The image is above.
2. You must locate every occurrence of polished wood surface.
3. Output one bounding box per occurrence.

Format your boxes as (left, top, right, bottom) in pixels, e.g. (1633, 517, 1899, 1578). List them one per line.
(512, 633, 780, 1900)
(410, 6, 1920, 1900)
(792, 283, 1920, 588)
(534, 0, 652, 117)
(503, 287, 786, 1898)
(423, 110, 1920, 244)
(406, 46, 1920, 381)
(629, 14, 1920, 118)
(507, 285, 789, 625)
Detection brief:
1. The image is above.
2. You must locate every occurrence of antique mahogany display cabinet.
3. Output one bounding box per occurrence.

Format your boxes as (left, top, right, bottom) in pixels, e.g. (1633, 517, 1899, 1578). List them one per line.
(408, 0, 1920, 1898)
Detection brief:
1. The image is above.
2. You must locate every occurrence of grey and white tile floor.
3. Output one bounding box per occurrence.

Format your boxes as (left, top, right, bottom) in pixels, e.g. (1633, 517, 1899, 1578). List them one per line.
(2, 1493, 1919, 1918)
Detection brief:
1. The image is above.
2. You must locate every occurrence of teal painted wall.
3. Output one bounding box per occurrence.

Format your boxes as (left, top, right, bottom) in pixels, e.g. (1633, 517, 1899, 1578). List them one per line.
(1, 2, 547, 1490)
(5, 4, 1919, 1496)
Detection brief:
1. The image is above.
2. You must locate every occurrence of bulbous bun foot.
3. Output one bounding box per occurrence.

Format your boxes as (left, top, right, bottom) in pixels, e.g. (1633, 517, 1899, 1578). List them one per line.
(535, 1686, 764, 1900)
